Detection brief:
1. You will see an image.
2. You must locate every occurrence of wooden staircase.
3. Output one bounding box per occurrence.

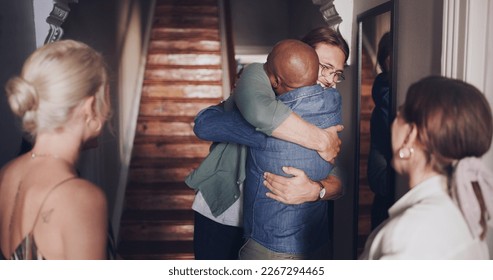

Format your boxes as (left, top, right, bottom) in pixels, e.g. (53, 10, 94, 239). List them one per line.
(117, 0, 226, 260)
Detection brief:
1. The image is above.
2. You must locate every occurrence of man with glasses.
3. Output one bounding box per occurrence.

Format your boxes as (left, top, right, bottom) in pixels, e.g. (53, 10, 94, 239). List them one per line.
(319, 63, 345, 85)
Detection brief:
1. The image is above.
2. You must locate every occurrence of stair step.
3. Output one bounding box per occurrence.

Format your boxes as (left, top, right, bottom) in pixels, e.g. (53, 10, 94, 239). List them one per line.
(136, 116, 195, 136)
(117, 241, 194, 260)
(155, 5, 218, 17)
(358, 204, 372, 215)
(142, 83, 223, 99)
(138, 98, 220, 118)
(129, 158, 203, 180)
(128, 167, 196, 184)
(122, 209, 194, 221)
(152, 16, 218, 29)
(148, 39, 220, 53)
(133, 135, 207, 145)
(359, 185, 374, 206)
(151, 27, 220, 41)
(130, 157, 203, 169)
(123, 183, 195, 210)
(358, 217, 372, 237)
(145, 64, 222, 70)
(361, 94, 375, 114)
(156, 0, 218, 7)
(359, 177, 369, 187)
(120, 210, 194, 241)
(126, 181, 191, 191)
(147, 53, 221, 66)
(361, 84, 373, 97)
(359, 137, 370, 157)
(132, 141, 211, 159)
(144, 68, 223, 83)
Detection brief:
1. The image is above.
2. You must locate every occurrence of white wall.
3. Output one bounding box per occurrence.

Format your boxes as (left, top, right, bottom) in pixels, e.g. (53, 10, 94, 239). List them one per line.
(231, 0, 326, 56)
(441, 0, 493, 169)
(393, 0, 444, 199)
(334, 0, 354, 64)
(485, 1, 493, 167)
(32, 0, 51, 47)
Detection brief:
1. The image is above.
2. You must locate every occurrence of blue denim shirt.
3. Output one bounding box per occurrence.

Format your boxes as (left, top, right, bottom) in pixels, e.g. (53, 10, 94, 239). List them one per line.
(245, 85, 341, 254)
(195, 85, 342, 254)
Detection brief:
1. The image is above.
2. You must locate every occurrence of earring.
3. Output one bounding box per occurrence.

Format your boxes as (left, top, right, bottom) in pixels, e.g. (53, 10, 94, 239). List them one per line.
(398, 146, 414, 159)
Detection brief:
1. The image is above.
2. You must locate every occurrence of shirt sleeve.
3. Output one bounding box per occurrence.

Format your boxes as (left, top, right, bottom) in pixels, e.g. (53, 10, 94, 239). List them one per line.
(193, 105, 267, 149)
(233, 63, 292, 136)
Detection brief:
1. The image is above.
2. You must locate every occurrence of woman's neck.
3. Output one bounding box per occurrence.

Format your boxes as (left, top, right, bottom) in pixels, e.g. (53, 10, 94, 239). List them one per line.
(32, 131, 82, 166)
(408, 164, 440, 189)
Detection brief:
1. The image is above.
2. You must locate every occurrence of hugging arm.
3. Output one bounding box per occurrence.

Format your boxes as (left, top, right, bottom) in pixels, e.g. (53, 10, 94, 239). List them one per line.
(205, 64, 342, 204)
(193, 105, 267, 149)
(263, 163, 343, 204)
(194, 104, 343, 203)
(233, 63, 343, 163)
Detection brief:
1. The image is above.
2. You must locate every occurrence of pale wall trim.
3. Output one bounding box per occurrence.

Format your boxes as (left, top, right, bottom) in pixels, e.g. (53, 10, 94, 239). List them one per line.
(33, 0, 52, 47)
(441, 0, 493, 168)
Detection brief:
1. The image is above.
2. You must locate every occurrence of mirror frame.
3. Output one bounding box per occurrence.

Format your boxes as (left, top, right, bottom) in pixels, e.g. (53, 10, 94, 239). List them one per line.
(353, 0, 397, 258)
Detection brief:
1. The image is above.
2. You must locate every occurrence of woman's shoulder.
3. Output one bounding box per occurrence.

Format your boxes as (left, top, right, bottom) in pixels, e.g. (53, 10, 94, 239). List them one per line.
(380, 195, 472, 255)
(0, 156, 31, 192)
(392, 192, 466, 231)
(45, 177, 107, 213)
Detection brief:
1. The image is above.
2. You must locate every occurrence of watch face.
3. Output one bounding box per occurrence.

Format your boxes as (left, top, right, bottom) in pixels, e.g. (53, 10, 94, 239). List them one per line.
(319, 188, 326, 199)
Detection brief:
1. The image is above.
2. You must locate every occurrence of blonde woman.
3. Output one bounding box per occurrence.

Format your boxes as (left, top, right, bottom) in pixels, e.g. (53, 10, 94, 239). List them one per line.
(0, 40, 111, 260)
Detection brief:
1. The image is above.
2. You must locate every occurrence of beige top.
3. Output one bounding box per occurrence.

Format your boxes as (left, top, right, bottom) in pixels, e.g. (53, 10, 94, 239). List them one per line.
(360, 176, 489, 260)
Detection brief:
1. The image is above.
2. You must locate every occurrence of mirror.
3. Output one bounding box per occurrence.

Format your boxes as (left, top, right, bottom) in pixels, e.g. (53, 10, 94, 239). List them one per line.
(354, 1, 396, 256)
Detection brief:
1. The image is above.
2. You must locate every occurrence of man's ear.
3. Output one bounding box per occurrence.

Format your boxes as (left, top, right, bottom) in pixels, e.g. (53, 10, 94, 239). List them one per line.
(270, 75, 280, 89)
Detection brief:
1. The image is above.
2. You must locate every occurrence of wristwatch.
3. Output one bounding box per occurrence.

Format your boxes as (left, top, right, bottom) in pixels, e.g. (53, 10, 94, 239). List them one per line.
(318, 182, 326, 200)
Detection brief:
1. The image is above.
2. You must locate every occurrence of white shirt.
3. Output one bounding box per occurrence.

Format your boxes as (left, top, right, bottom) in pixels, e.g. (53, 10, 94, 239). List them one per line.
(192, 183, 243, 227)
(360, 175, 489, 259)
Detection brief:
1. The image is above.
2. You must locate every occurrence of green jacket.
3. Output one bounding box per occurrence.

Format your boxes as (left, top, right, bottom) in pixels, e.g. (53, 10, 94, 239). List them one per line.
(185, 141, 246, 217)
(185, 63, 290, 217)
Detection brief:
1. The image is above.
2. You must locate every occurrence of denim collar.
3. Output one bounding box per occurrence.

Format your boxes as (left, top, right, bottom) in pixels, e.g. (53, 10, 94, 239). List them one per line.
(277, 84, 338, 102)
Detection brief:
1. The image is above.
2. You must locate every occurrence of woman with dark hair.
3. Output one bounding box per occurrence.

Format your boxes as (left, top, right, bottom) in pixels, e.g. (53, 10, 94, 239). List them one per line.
(361, 76, 493, 259)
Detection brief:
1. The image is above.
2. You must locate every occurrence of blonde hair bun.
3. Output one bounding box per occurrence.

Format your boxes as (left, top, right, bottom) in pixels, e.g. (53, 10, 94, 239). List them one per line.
(4, 40, 110, 138)
(6, 76, 39, 133)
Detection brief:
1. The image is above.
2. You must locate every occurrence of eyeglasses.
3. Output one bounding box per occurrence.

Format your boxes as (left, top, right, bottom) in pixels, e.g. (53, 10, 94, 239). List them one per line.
(319, 63, 345, 84)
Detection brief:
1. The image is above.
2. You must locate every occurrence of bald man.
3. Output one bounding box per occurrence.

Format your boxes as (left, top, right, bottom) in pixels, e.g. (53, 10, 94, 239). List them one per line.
(264, 39, 319, 95)
(190, 39, 343, 259)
